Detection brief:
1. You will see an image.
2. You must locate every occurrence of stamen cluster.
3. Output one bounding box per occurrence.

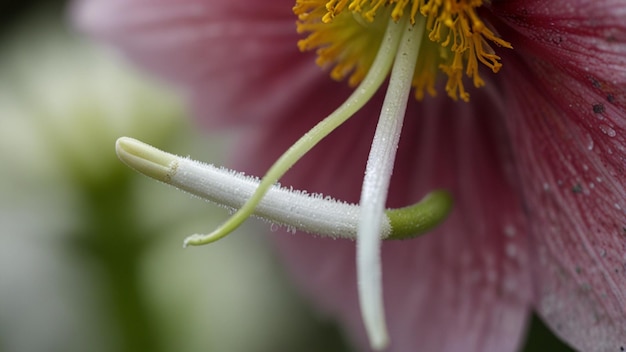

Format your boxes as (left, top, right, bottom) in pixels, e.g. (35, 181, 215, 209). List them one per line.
(294, 0, 512, 101)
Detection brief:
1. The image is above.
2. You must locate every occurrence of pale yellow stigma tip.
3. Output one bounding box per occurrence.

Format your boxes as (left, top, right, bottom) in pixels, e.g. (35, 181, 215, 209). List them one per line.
(115, 137, 178, 182)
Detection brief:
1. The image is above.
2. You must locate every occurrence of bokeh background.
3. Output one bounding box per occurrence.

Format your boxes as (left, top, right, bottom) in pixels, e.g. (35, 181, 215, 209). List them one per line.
(0, 1, 576, 351)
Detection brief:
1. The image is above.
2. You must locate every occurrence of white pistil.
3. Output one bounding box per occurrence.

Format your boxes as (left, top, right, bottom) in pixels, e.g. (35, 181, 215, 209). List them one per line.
(115, 137, 452, 245)
(115, 137, 393, 242)
(356, 17, 426, 351)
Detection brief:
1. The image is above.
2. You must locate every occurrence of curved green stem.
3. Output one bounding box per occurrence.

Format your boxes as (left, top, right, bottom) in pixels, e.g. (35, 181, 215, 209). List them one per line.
(386, 190, 453, 239)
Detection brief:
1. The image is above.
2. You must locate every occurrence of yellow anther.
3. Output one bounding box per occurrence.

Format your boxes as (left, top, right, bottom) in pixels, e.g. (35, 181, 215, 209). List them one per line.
(293, 0, 512, 101)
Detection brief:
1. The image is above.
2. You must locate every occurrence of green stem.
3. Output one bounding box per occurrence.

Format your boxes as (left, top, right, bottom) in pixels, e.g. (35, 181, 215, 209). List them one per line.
(386, 190, 453, 239)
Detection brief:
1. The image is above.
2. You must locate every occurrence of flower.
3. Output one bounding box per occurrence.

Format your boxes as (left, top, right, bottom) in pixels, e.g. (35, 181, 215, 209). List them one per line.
(74, 0, 626, 351)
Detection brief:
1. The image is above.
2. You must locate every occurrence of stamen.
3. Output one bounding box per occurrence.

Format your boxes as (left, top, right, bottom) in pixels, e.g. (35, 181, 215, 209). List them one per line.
(115, 137, 452, 242)
(295, 0, 513, 101)
(356, 15, 426, 350)
(181, 16, 406, 247)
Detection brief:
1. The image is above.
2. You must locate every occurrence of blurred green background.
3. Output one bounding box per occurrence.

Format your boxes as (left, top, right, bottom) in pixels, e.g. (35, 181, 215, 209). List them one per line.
(0, 1, 575, 351)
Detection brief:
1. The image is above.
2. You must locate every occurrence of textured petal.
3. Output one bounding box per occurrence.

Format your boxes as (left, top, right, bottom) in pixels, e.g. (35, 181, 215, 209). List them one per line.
(491, 1, 626, 349)
(492, 0, 626, 87)
(499, 44, 626, 352)
(233, 83, 533, 351)
(73, 0, 321, 127)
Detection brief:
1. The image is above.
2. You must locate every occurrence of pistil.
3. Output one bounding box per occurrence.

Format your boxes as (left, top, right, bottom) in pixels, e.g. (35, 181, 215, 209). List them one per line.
(115, 137, 452, 242)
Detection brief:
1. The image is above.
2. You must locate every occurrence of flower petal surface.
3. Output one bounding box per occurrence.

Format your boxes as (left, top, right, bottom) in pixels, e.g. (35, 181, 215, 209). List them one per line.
(73, 0, 321, 127)
(493, 1, 626, 350)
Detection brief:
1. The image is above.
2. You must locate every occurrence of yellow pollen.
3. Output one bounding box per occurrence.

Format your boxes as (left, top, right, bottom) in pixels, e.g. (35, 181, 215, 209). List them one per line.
(293, 0, 512, 101)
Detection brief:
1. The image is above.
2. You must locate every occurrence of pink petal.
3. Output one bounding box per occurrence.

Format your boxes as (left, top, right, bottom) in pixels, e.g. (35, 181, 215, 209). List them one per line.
(492, 0, 626, 87)
(501, 49, 626, 352)
(493, 1, 626, 349)
(234, 83, 533, 351)
(73, 0, 321, 128)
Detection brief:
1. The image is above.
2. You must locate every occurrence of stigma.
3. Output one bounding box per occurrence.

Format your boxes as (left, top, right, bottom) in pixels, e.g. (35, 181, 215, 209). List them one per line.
(294, 0, 512, 101)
